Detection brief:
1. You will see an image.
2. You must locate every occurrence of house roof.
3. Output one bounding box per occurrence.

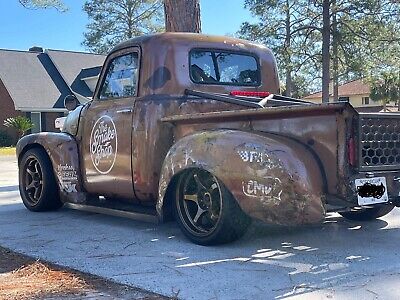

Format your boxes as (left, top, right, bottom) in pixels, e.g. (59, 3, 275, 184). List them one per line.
(304, 79, 370, 99)
(0, 48, 105, 111)
(46, 50, 105, 98)
(0, 49, 71, 110)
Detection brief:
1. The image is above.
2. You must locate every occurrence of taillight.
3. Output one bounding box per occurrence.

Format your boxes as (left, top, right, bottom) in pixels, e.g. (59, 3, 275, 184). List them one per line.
(230, 91, 271, 98)
(348, 137, 356, 167)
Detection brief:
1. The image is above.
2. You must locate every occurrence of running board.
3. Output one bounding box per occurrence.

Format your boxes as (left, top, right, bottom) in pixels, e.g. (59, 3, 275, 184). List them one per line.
(65, 203, 159, 223)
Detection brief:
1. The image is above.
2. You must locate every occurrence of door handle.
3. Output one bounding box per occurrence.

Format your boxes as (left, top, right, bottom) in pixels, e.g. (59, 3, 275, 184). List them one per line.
(116, 109, 133, 114)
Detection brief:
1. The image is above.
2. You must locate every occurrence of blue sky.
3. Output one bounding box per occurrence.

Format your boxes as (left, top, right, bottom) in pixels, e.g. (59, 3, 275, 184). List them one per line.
(0, 0, 256, 52)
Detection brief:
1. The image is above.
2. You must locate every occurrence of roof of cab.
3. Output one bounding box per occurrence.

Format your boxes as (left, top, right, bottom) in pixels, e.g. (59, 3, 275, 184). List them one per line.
(110, 32, 269, 54)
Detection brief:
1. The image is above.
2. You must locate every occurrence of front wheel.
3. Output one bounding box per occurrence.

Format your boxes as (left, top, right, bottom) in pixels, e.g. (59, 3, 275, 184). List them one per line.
(174, 169, 251, 245)
(19, 148, 63, 212)
(339, 204, 394, 221)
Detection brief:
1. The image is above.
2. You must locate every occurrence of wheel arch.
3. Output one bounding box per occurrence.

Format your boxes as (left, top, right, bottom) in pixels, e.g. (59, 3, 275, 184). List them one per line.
(17, 132, 87, 203)
(18, 142, 47, 164)
(157, 129, 326, 225)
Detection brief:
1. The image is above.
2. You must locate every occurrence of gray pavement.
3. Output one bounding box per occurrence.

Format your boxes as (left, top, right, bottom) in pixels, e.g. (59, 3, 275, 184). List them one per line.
(1, 155, 400, 300)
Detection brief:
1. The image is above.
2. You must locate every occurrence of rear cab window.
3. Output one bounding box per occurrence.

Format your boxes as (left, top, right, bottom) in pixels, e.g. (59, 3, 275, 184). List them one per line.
(189, 49, 260, 86)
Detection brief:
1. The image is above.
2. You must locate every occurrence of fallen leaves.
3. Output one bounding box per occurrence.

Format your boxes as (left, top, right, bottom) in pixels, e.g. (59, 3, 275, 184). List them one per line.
(0, 261, 87, 300)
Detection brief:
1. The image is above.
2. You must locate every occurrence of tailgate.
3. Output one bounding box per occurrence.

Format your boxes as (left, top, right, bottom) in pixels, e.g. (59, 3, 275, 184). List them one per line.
(358, 113, 400, 171)
(354, 113, 400, 205)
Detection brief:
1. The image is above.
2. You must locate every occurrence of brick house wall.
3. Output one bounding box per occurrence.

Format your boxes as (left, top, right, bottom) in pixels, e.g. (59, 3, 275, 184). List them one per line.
(0, 79, 22, 141)
(0, 79, 62, 143)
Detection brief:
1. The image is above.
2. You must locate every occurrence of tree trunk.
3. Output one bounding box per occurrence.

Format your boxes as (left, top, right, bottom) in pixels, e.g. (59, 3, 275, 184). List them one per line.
(284, 0, 292, 97)
(285, 69, 293, 97)
(332, 0, 339, 102)
(321, 0, 331, 103)
(164, 0, 201, 33)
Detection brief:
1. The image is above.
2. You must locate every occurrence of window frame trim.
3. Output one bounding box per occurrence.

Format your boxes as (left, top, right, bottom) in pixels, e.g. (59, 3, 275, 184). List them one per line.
(30, 111, 42, 133)
(188, 48, 262, 87)
(94, 46, 141, 101)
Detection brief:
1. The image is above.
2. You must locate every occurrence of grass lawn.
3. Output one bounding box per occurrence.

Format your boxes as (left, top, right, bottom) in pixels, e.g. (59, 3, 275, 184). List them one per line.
(0, 147, 16, 156)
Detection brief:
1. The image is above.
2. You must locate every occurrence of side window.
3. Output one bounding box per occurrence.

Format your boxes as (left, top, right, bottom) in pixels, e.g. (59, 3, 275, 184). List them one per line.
(99, 52, 138, 99)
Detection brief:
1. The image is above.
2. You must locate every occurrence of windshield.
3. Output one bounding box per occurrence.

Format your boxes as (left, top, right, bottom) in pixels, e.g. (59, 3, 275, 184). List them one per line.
(189, 49, 260, 86)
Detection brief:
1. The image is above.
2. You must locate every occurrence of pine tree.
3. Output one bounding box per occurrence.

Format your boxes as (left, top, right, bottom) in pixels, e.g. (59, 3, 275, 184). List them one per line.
(369, 72, 400, 111)
(82, 0, 164, 54)
(18, 0, 66, 11)
(238, 0, 321, 98)
(239, 0, 400, 101)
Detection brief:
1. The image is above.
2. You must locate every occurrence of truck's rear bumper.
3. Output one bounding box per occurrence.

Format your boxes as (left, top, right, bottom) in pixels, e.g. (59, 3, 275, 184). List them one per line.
(345, 170, 400, 207)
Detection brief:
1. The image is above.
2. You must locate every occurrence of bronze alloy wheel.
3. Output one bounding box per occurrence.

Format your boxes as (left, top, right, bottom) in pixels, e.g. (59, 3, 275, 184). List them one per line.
(175, 168, 251, 245)
(22, 155, 44, 206)
(19, 148, 62, 212)
(177, 169, 223, 236)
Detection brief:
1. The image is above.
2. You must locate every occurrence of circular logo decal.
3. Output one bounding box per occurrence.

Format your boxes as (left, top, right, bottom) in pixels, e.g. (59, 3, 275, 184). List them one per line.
(89, 115, 117, 174)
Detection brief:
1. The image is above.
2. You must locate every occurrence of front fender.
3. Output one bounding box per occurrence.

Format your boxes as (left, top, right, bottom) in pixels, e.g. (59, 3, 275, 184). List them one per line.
(17, 132, 86, 203)
(158, 130, 325, 225)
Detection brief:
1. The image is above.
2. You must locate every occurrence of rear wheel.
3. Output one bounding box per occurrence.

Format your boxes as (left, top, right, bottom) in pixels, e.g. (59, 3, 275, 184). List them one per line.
(339, 204, 394, 221)
(174, 169, 250, 245)
(19, 148, 63, 212)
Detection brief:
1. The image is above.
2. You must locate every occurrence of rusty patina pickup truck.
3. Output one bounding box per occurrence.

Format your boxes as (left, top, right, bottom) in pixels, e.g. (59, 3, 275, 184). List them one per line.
(16, 33, 399, 245)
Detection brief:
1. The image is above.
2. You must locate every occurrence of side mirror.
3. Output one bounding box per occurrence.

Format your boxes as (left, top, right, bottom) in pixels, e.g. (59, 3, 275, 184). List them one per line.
(64, 95, 80, 111)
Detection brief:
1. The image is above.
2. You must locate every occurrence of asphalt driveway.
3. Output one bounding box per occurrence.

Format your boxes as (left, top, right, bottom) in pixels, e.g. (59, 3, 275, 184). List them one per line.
(1, 155, 399, 299)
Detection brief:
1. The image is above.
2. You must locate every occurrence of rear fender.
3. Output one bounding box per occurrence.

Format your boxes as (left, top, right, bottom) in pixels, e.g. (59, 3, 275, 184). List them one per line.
(17, 132, 87, 203)
(158, 130, 325, 225)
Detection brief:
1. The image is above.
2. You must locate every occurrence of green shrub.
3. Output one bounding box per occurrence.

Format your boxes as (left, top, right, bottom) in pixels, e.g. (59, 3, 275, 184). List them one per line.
(3, 116, 34, 138)
(0, 130, 13, 147)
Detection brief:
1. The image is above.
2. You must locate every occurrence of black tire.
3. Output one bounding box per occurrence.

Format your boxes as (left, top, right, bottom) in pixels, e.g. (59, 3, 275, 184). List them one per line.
(19, 148, 63, 212)
(339, 204, 394, 221)
(174, 169, 251, 245)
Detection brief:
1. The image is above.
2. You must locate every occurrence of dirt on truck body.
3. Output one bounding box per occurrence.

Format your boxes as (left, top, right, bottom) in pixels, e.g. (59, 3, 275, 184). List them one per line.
(16, 33, 399, 245)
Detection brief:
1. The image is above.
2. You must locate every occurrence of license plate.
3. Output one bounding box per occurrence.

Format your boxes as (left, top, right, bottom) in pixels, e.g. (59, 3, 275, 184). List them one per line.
(355, 177, 389, 206)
